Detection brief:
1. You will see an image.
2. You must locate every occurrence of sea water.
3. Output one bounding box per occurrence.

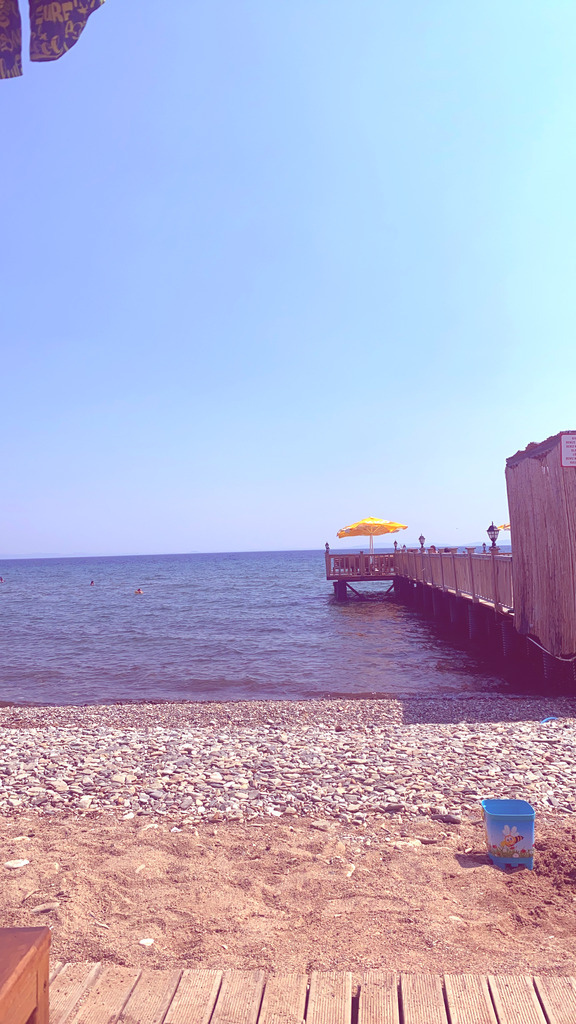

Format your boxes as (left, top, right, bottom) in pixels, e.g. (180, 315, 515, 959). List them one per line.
(0, 549, 547, 706)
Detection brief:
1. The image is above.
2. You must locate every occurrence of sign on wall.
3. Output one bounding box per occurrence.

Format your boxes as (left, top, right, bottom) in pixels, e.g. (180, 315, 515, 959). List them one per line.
(561, 433, 576, 467)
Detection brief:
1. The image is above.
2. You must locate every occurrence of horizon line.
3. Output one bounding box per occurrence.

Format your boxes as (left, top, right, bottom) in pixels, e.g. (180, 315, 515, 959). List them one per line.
(0, 542, 508, 561)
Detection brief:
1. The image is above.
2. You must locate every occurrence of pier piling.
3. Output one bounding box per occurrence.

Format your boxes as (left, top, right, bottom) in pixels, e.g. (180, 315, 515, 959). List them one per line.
(467, 603, 485, 641)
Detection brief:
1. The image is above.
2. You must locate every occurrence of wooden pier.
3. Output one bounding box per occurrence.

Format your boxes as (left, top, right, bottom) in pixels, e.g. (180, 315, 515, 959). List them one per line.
(324, 550, 395, 600)
(46, 962, 576, 1024)
(325, 546, 512, 613)
(394, 548, 514, 614)
(327, 432, 576, 673)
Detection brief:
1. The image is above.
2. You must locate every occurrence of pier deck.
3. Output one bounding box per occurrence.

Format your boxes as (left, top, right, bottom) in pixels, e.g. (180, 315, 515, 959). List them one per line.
(47, 963, 576, 1024)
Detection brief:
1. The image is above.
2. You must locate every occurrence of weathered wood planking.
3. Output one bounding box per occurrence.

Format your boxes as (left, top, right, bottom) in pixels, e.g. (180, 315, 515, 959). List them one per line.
(67, 966, 140, 1024)
(0, 926, 51, 1024)
(506, 431, 576, 656)
(400, 974, 448, 1024)
(444, 974, 498, 1024)
(118, 969, 181, 1024)
(47, 966, 576, 1024)
(488, 975, 548, 1024)
(307, 972, 352, 1024)
(357, 971, 399, 1024)
(393, 550, 513, 613)
(210, 970, 266, 1024)
(49, 963, 101, 1024)
(533, 976, 576, 1024)
(325, 552, 395, 581)
(163, 969, 223, 1024)
(259, 973, 308, 1024)
(50, 962, 65, 984)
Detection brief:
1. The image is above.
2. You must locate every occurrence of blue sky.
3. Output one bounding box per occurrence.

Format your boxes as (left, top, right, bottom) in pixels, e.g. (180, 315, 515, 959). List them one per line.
(2, 1, 576, 555)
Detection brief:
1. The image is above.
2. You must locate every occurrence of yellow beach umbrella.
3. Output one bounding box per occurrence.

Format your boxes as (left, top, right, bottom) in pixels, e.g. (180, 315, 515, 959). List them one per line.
(337, 517, 407, 555)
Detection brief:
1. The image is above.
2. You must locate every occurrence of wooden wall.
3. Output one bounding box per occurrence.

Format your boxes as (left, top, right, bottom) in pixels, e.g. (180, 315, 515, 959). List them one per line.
(505, 431, 576, 657)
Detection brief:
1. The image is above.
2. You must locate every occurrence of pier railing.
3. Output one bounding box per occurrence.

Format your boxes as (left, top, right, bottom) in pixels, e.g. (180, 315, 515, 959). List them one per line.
(325, 548, 514, 612)
(325, 551, 395, 580)
(393, 549, 514, 613)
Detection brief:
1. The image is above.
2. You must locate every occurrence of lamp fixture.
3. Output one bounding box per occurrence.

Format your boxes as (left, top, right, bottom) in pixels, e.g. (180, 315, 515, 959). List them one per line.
(487, 522, 499, 549)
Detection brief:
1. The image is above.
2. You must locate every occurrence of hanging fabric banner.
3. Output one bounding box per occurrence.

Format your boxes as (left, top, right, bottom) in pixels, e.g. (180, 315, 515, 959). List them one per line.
(0, 0, 105, 79)
(30, 0, 105, 64)
(0, 0, 22, 79)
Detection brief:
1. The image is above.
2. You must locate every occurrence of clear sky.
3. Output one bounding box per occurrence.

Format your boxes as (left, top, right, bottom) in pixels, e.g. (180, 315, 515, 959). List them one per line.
(2, 1, 576, 556)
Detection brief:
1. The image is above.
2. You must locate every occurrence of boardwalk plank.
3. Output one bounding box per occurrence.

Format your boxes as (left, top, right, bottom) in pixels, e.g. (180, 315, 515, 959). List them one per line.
(210, 970, 266, 1024)
(307, 972, 352, 1024)
(488, 976, 547, 1024)
(164, 970, 222, 1024)
(444, 976, 497, 1024)
(401, 975, 448, 1024)
(50, 963, 101, 1024)
(67, 966, 140, 1024)
(119, 970, 182, 1024)
(50, 962, 64, 983)
(258, 973, 308, 1024)
(358, 972, 399, 1024)
(48, 967, 576, 1024)
(533, 976, 576, 1024)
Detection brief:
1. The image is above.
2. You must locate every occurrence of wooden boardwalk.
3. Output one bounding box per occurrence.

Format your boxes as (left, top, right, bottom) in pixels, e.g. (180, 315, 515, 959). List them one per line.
(47, 963, 576, 1024)
(393, 549, 514, 615)
(324, 548, 514, 614)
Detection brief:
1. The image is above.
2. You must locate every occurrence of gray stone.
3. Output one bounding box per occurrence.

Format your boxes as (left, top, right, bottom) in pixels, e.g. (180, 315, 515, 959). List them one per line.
(51, 780, 69, 793)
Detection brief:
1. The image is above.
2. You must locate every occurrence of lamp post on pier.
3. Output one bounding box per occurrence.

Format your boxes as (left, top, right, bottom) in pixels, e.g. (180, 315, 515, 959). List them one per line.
(418, 535, 426, 583)
(487, 523, 499, 550)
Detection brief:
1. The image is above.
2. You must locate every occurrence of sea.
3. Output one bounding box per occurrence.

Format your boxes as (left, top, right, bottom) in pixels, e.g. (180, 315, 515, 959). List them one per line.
(0, 548, 549, 708)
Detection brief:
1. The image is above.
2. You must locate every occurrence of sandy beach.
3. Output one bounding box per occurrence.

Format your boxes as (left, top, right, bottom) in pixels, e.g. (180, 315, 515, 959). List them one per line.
(1, 697, 576, 974)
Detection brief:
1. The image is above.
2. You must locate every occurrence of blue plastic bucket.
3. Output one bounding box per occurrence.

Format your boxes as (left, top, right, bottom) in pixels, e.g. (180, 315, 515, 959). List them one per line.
(481, 798, 535, 870)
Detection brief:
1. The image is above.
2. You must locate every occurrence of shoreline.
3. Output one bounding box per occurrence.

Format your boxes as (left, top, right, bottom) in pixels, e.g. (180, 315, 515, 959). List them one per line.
(3, 696, 576, 973)
(2, 691, 576, 727)
(1, 696, 575, 823)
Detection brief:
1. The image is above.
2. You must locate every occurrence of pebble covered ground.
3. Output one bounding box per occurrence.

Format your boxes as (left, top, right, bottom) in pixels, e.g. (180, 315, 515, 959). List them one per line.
(1, 697, 576, 825)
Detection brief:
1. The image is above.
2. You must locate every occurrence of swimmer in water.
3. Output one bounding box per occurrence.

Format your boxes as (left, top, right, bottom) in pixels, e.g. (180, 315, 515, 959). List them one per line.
(134, 588, 143, 594)
(90, 580, 94, 586)
(0, 577, 4, 583)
